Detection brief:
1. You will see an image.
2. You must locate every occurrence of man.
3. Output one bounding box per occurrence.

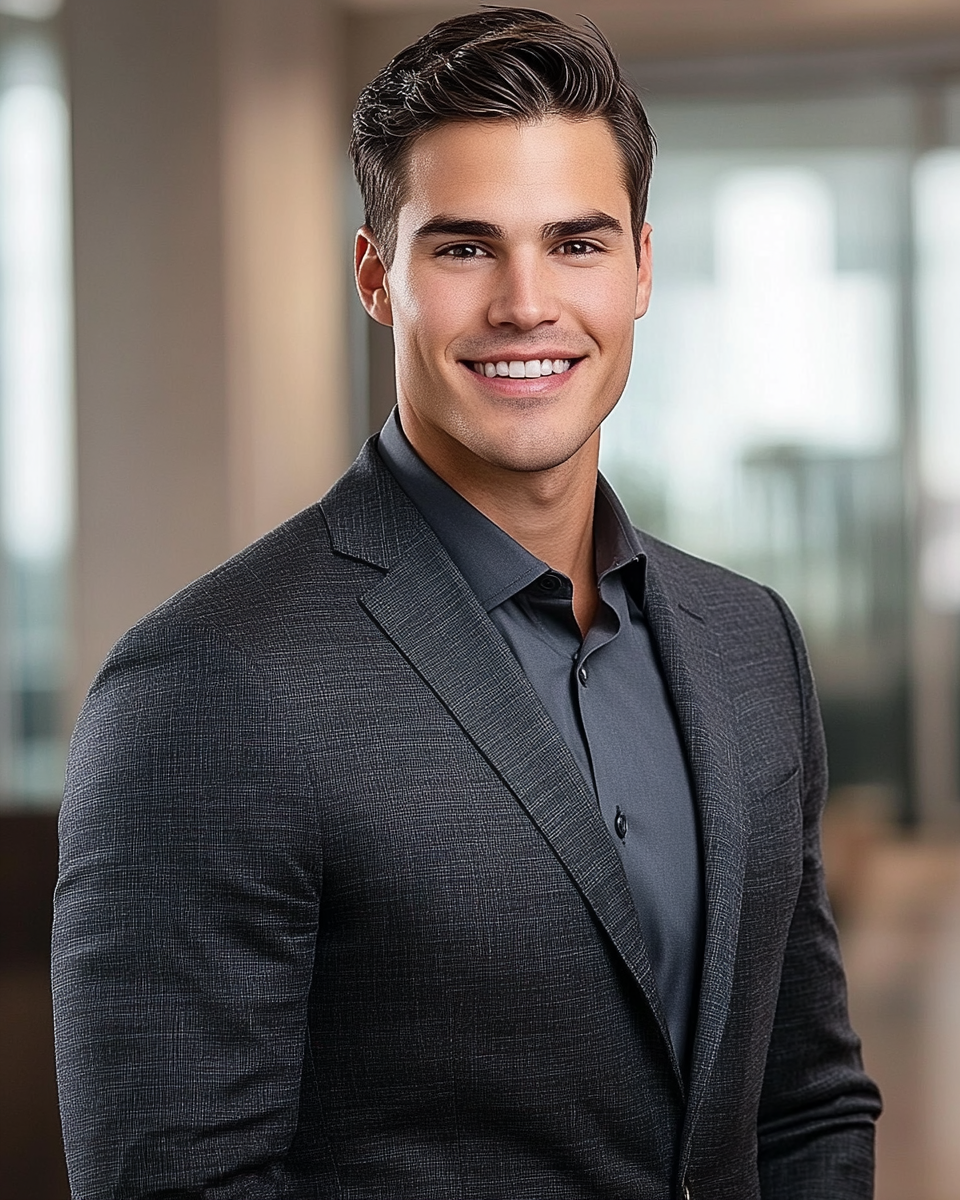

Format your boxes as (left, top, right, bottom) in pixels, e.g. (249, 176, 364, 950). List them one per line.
(52, 8, 881, 1199)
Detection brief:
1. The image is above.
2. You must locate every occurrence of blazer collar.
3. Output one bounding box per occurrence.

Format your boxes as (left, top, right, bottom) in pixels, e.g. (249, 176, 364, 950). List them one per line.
(319, 437, 416, 572)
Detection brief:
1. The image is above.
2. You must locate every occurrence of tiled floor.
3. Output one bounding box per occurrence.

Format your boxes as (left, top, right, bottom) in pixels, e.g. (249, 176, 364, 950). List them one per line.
(835, 828, 960, 1200)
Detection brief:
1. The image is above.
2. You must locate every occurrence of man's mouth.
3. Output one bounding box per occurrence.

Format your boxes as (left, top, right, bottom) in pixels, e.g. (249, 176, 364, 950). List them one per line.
(468, 358, 574, 379)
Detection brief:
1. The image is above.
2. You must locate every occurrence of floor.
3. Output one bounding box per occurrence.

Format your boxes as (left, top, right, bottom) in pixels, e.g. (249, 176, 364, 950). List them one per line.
(829, 813, 960, 1200)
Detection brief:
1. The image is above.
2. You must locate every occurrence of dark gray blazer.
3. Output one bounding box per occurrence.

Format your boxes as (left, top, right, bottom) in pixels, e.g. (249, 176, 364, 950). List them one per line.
(52, 441, 880, 1200)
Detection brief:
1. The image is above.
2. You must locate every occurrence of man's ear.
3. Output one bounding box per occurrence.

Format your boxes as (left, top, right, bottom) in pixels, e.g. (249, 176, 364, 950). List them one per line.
(355, 228, 393, 327)
(634, 222, 653, 321)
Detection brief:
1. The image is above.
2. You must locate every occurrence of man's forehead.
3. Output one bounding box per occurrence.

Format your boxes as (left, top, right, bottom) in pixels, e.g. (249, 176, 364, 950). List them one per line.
(404, 113, 620, 170)
(396, 116, 632, 232)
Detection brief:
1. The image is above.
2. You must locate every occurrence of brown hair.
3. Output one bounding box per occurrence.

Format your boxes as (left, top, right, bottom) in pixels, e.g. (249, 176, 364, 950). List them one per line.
(350, 7, 655, 266)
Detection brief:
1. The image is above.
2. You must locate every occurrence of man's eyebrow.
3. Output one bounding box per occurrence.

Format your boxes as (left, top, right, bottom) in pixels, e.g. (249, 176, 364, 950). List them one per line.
(541, 212, 625, 240)
(412, 216, 505, 241)
(411, 211, 625, 244)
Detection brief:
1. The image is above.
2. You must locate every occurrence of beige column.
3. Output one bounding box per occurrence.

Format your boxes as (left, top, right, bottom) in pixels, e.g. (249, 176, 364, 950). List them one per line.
(67, 0, 231, 714)
(219, 0, 350, 552)
(67, 0, 351, 719)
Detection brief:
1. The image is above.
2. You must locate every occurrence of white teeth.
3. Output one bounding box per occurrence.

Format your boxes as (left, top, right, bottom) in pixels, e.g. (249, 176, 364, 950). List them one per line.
(474, 358, 572, 377)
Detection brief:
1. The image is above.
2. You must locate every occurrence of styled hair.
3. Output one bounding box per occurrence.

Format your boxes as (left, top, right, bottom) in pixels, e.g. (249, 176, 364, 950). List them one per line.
(350, 7, 655, 266)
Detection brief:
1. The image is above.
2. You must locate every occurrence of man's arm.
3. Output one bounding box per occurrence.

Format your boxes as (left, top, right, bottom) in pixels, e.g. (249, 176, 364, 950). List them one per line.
(756, 590, 882, 1198)
(52, 614, 322, 1200)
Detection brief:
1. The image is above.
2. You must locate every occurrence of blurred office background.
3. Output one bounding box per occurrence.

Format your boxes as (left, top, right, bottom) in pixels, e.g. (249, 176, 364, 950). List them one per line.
(0, 0, 958, 1196)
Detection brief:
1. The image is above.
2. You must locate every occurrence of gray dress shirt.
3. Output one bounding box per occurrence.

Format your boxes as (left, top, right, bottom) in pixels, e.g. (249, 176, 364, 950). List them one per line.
(377, 411, 704, 1072)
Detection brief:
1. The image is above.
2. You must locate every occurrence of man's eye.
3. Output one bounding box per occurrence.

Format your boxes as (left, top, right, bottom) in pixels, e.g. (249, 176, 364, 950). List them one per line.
(558, 240, 601, 256)
(439, 244, 489, 259)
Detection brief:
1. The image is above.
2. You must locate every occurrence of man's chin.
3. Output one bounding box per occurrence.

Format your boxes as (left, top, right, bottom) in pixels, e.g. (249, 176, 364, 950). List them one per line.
(465, 430, 595, 475)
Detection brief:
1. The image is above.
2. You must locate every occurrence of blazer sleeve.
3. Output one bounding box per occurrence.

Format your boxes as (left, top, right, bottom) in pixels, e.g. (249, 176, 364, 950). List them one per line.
(755, 590, 882, 1199)
(52, 613, 323, 1200)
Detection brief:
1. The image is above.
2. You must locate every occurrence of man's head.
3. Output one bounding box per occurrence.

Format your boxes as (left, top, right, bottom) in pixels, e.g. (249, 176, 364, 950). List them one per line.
(350, 7, 655, 269)
(351, 8, 656, 484)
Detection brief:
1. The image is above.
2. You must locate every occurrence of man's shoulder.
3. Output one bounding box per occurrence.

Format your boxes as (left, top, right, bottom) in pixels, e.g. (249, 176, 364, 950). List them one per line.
(637, 528, 804, 664)
(110, 443, 405, 665)
(639, 528, 780, 610)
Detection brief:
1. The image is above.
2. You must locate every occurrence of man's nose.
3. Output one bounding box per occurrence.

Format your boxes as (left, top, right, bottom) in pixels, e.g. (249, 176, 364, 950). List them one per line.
(486, 254, 561, 330)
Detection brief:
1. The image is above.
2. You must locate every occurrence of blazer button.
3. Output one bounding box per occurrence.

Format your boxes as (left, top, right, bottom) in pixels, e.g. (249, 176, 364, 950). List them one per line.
(577, 664, 588, 686)
(614, 807, 627, 840)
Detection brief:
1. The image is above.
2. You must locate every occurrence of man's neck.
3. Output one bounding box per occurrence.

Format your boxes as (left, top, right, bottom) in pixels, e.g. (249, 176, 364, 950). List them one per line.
(398, 409, 600, 635)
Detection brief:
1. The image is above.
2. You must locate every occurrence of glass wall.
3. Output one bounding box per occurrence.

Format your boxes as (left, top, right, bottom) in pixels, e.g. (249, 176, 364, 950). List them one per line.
(0, 3, 72, 806)
(916, 145, 960, 614)
(604, 84, 960, 822)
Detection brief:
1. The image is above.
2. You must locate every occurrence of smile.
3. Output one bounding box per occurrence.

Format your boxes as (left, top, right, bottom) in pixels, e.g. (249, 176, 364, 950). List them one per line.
(470, 358, 574, 379)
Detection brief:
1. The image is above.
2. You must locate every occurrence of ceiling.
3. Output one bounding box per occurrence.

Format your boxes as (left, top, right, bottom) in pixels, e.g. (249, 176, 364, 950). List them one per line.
(341, 0, 960, 129)
(341, 0, 960, 62)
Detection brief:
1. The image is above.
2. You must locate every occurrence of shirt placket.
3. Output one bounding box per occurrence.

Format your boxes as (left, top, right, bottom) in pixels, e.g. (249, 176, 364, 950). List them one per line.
(572, 578, 625, 842)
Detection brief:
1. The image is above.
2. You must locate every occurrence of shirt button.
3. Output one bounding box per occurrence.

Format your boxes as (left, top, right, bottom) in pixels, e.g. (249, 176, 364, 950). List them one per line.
(577, 664, 588, 686)
(539, 572, 561, 593)
(614, 807, 627, 840)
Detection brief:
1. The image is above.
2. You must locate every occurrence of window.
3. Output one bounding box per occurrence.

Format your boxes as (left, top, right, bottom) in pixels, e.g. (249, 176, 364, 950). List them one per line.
(0, 1, 72, 805)
(604, 79, 960, 821)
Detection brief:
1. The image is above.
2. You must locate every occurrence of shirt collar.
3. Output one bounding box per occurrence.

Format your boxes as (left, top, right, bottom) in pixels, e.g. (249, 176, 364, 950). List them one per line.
(595, 474, 646, 588)
(377, 409, 646, 611)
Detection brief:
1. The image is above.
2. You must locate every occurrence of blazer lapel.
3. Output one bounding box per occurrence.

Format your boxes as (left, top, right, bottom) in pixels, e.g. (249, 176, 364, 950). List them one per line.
(363, 539, 681, 1071)
(322, 445, 677, 1074)
(642, 549, 747, 1137)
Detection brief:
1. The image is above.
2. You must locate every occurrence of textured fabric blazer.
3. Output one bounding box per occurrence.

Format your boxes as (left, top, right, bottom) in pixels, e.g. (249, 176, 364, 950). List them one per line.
(52, 441, 880, 1200)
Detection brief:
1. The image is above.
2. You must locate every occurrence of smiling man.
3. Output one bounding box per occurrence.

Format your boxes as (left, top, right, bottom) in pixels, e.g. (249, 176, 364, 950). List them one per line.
(53, 9, 880, 1200)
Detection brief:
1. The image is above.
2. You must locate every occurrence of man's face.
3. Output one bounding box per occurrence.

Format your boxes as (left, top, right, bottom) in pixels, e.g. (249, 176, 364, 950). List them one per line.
(356, 116, 652, 476)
